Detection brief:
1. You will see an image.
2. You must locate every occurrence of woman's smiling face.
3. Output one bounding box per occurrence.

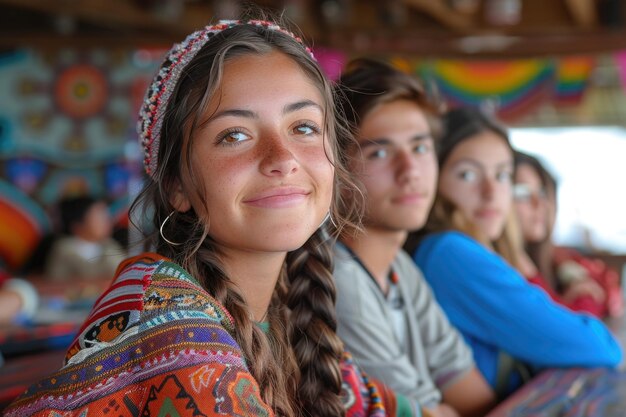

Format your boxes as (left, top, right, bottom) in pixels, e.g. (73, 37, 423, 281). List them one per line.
(176, 51, 334, 255)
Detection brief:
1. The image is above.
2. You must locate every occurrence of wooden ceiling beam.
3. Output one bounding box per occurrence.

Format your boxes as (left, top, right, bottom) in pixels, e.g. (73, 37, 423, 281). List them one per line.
(326, 29, 626, 59)
(0, 0, 210, 35)
(402, 0, 475, 32)
(564, 0, 598, 28)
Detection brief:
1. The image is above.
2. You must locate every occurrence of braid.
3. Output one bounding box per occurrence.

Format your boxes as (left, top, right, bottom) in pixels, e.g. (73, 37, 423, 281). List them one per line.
(286, 229, 345, 417)
(184, 242, 297, 417)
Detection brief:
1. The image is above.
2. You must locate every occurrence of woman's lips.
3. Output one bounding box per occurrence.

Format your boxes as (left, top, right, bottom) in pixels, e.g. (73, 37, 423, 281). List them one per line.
(244, 187, 310, 208)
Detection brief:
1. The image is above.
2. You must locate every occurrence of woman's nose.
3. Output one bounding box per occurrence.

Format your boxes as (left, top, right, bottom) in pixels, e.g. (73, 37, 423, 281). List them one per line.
(259, 134, 299, 176)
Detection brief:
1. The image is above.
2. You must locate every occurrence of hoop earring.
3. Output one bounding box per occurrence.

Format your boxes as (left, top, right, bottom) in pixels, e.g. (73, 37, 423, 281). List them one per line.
(160, 211, 183, 246)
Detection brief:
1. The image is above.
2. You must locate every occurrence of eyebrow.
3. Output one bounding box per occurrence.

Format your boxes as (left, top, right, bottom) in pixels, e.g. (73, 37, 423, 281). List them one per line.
(452, 158, 514, 169)
(209, 99, 323, 122)
(283, 99, 323, 114)
(359, 133, 432, 148)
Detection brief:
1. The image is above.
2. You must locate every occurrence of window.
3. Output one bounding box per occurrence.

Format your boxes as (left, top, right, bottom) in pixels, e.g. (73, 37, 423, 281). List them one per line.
(511, 127, 626, 254)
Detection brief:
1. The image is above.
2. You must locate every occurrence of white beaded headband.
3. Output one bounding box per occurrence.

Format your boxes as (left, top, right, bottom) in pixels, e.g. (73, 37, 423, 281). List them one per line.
(137, 19, 315, 177)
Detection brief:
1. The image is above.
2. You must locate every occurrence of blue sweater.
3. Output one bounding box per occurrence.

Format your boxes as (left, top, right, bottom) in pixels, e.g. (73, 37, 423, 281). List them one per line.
(412, 231, 622, 392)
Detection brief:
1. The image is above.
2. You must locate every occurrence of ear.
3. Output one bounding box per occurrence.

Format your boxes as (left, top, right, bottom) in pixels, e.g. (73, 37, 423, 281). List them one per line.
(169, 181, 191, 213)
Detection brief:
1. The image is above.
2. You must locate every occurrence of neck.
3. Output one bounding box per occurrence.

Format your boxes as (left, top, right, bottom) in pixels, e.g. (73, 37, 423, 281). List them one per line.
(342, 227, 407, 293)
(220, 248, 286, 322)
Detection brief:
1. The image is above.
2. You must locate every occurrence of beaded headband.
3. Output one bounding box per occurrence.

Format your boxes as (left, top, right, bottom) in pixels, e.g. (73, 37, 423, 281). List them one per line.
(138, 19, 315, 177)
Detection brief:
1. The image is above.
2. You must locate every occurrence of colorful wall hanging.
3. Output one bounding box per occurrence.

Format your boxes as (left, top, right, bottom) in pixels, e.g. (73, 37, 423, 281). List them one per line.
(418, 59, 556, 121)
(0, 179, 51, 270)
(0, 48, 162, 260)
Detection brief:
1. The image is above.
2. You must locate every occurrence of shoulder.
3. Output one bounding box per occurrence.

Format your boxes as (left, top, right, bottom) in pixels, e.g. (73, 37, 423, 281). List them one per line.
(49, 236, 80, 254)
(415, 231, 489, 261)
(332, 243, 370, 286)
(102, 238, 125, 252)
(6, 254, 267, 417)
(392, 250, 427, 290)
(394, 249, 423, 276)
(414, 232, 514, 288)
(65, 253, 235, 363)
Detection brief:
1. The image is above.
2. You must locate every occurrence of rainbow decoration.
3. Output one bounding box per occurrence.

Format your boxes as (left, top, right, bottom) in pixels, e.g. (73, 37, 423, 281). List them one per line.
(419, 59, 555, 121)
(554, 57, 595, 105)
(0, 179, 51, 271)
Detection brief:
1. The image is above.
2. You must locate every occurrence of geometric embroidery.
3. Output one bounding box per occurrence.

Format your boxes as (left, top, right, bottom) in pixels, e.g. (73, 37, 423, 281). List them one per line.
(190, 365, 215, 393)
(142, 374, 207, 417)
(83, 311, 131, 345)
(214, 366, 270, 417)
(3, 253, 396, 417)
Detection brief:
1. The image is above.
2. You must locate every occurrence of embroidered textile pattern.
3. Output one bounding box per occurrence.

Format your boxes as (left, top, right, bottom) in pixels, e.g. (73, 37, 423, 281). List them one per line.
(4, 253, 265, 417)
(4, 253, 398, 417)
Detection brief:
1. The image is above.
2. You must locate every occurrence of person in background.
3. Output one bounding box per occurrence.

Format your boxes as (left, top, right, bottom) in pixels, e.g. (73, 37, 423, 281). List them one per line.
(0, 267, 38, 325)
(44, 196, 126, 280)
(513, 150, 623, 318)
(405, 106, 622, 398)
(333, 59, 495, 417)
(6, 15, 429, 417)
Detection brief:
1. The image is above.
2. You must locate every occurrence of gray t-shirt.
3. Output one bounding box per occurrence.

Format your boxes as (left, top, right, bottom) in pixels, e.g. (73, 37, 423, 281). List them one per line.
(333, 243, 474, 410)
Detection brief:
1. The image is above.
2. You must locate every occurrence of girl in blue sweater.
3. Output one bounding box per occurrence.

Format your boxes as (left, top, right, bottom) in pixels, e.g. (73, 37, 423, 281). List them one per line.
(405, 107, 622, 397)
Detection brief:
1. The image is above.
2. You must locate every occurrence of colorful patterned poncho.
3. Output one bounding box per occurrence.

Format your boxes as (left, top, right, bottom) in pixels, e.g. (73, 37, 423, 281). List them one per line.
(4, 253, 415, 417)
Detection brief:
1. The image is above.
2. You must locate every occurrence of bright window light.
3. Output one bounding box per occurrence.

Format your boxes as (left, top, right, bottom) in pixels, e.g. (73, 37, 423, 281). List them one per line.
(510, 127, 626, 254)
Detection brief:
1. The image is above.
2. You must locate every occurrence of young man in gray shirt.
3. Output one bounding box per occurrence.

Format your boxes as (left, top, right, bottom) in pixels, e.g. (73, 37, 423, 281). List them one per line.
(332, 59, 495, 417)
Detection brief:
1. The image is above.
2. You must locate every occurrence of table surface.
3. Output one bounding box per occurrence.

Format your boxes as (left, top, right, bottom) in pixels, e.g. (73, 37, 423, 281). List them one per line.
(485, 367, 626, 417)
(486, 313, 626, 417)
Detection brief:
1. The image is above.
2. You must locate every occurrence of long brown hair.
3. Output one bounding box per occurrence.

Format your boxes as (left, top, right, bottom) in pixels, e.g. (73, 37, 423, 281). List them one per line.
(514, 150, 559, 286)
(131, 16, 360, 417)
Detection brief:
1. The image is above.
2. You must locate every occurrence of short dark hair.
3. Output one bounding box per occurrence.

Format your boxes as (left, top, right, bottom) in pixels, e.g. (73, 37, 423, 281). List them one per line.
(334, 58, 443, 164)
(58, 196, 98, 235)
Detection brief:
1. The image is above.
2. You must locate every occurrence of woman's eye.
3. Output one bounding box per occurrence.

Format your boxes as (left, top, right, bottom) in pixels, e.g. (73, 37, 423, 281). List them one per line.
(458, 170, 477, 181)
(293, 122, 320, 136)
(496, 171, 513, 183)
(219, 130, 250, 146)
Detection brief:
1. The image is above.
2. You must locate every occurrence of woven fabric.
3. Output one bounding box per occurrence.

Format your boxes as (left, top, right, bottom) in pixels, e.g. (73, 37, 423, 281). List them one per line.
(4, 253, 396, 417)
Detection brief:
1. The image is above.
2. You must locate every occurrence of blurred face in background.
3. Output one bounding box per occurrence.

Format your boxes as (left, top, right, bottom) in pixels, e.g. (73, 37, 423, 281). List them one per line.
(438, 131, 513, 240)
(351, 99, 438, 234)
(513, 163, 550, 243)
(74, 202, 113, 242)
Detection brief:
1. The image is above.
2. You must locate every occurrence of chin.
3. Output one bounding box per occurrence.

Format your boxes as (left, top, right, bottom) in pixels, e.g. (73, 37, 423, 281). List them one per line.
(481, 224, 504, 241)
(274, 228, 321, 251)
(405, 219, 428, 232)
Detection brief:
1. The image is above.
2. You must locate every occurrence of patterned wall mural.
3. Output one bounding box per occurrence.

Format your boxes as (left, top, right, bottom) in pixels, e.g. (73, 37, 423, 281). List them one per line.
(0, 48, 162, 270)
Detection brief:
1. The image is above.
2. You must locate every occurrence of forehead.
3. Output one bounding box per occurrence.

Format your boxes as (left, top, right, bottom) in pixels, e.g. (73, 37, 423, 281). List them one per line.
(214, 51, 323, 107)
(515, 163, 542, 183)
(445, 131, 512, 164)
(358, 100, 430, 139)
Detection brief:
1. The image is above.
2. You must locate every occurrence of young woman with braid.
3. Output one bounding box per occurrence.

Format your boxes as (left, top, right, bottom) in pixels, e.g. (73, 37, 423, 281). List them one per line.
(5, 17, 425, 417)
